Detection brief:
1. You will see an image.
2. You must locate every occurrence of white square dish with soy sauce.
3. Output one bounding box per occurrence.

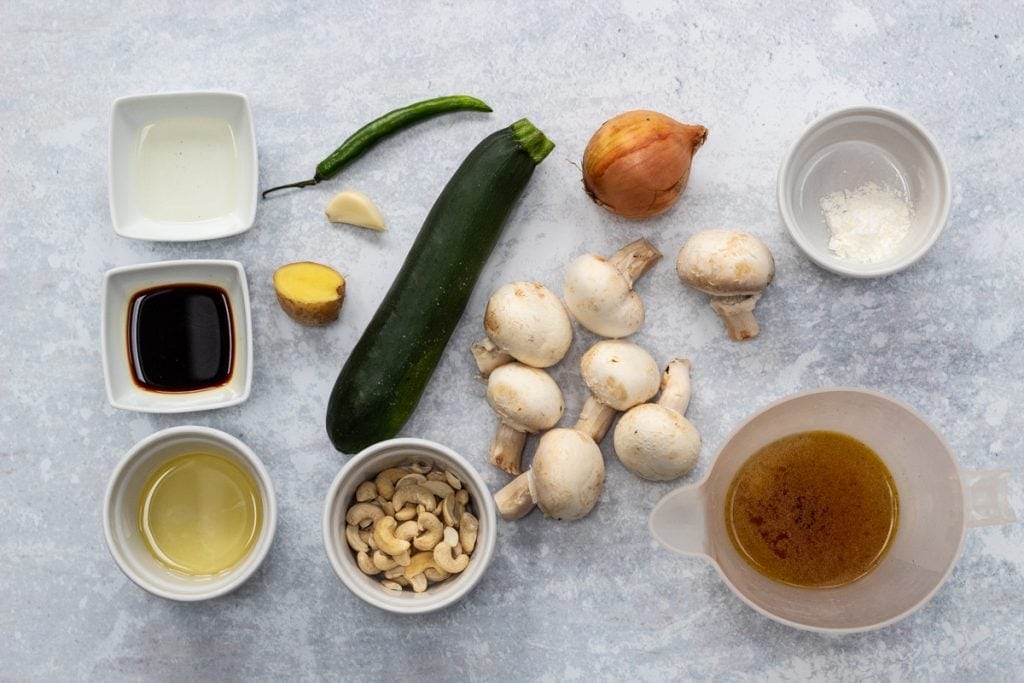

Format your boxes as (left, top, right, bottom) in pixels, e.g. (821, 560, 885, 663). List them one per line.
(108, 91, 258, 241)
(101, 259, 253, 413)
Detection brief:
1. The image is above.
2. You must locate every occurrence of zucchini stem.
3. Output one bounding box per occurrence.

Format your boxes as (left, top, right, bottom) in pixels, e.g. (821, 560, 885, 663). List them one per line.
(510, 118, 555, 165)
(262, 179, 319, 198)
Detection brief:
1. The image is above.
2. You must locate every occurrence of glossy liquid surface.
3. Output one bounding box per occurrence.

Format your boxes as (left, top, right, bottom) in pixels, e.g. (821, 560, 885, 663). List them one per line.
(138, 453, 262, 576)
(128, 284, 233, 392)
(135, 116, 238, 222)
(725, 430, 898, 588)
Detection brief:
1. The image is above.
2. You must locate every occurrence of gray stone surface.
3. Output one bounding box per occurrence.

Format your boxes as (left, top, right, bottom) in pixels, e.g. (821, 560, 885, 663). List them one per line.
(2, 1, 1022, 679)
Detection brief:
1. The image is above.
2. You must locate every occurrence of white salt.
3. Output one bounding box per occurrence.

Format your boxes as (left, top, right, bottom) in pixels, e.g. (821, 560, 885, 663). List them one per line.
(819, 182, 913, 263)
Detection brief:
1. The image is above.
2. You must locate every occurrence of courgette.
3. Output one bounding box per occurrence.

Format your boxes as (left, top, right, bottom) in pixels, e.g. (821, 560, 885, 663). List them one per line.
(326, 119, 555, 453)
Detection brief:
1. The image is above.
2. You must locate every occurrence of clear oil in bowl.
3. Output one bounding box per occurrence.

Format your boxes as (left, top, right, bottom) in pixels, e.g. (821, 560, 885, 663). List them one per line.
(138, 452, 263, 576)
(134, 116, 239, 223)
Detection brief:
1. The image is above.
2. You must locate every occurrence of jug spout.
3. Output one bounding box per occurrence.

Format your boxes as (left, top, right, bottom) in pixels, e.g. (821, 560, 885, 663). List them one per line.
(649, 482, 710, 557)
(963, 469, 1017, 528)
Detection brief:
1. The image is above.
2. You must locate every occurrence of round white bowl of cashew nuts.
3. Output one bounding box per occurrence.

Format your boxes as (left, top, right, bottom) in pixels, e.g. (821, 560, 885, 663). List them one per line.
(322, 438, 497, 613)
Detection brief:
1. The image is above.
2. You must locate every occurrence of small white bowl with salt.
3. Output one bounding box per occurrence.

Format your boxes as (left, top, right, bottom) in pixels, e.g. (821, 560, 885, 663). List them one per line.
(777, 105, 950, 278)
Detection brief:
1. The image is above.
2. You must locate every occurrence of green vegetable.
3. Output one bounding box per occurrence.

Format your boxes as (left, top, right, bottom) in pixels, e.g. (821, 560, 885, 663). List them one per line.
(262, 94, 492, 197)
(326, 119, 555, 453)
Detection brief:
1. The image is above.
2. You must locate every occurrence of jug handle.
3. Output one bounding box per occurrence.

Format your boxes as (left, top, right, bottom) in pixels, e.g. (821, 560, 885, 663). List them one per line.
(649, 482, 710, 557)
(962, 469, 1017, 528)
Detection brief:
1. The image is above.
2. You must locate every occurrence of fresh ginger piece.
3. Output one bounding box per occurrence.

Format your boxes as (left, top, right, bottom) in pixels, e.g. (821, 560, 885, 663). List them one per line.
(325, 189, 386, 231)
(273, 261, 346, 325)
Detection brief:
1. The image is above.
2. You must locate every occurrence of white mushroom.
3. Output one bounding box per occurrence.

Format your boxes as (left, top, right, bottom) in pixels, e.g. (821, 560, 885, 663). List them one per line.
(676, 230, 775, 341)
(564, 238, 662, 338)
(471, 281, 573, 377)
(613, 358, 702, 481)
(575, 340, 661, 443)
(494, 428, 605, 521)
(485, 362, 565, 475)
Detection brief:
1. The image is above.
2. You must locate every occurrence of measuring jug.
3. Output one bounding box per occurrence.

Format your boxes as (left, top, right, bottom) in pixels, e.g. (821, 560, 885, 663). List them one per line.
(649, 388, 1015, 633)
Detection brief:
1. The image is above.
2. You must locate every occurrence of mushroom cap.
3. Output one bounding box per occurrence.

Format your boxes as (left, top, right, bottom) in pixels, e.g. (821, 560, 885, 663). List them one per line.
(563, 254, 643, 338)
(484, 281, 573, 367)
(676, 229, 775, 296)
(613, 404, 701, 481)
(529, 428, 604, 520)
(580, 340, 660, 411)
(486, 363, 564, 433)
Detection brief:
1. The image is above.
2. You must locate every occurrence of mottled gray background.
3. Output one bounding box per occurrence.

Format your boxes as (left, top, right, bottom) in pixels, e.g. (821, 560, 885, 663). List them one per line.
(2, 1, 1022, 680)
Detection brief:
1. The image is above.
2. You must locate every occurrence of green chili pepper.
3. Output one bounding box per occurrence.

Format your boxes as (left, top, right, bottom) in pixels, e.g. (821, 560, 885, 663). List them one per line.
(261, 94, 492, 198)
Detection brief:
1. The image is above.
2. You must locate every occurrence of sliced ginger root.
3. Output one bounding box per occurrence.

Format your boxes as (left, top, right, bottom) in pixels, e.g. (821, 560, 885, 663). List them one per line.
(325, 189, 385, 231)
(273, 261, 346, 325)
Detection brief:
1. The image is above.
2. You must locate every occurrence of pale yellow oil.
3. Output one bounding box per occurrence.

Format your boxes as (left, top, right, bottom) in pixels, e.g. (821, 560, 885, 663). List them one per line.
(138, 452, 262, 576)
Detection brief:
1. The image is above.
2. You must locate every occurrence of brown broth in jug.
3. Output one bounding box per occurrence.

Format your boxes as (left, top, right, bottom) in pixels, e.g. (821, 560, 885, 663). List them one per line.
(725, 430, 898, 588)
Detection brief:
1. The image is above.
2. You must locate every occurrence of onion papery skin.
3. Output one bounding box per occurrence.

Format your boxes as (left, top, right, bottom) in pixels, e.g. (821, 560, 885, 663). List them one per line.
(582, 110, 707, 219)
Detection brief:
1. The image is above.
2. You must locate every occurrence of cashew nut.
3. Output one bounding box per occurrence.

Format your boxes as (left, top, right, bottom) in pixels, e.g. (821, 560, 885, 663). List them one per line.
(356, 551, 378, 575)
(433, 542, 470, 574)
(393, 484, 436, 511)
(459, 512, 479, 553)
(395, 520, 419, 541)
(346, 502, 384, 528)
(409, 460, 433, 474)
(373, 516, 411, 556)
(421, 480, 455, 499)
(346, 463, 480, 593)
(374, 468, 408, 500)
(372, 550, 398, 571)
(424, 567, 450, 583)
(441, 494, 458, 527)
(396, 473, 427, 489)
(408, 573, 428, 593)
(395, 504, 418, 522)
(345, 524, 369, 553)
(355, 481, 377, 502)
(414, 512, 444, 551)
(403, 551, 437, 579)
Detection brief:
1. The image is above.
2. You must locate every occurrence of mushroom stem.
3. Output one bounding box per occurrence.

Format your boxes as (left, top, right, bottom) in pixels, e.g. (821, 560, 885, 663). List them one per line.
(574, 395, 617, 443)
(608, 238, 663, 288)
(657, 359, 692, 415)
(709, 294, 761, 341)
(494, 472, 534, 520)
(490, 422, 528, 475)
(471, 338, 514, 377)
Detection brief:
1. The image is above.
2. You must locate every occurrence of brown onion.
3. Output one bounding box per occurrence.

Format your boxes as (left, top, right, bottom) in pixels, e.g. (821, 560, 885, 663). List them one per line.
(582, 110, 707, 219)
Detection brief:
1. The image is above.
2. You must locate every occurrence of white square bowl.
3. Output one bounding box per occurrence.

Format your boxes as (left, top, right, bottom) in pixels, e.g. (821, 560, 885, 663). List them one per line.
(109, 91, 258, 241)
(101, 259, 253, 413)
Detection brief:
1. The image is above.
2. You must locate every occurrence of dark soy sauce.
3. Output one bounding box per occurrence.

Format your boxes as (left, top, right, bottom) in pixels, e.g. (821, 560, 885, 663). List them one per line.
(128, 284, 233, 392)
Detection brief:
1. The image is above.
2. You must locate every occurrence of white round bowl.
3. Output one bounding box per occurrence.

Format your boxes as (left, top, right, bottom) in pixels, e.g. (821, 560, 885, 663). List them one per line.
(777, 105, 951, 277)
(103, 426, 277, 601)
(322, 438, 497, 613)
